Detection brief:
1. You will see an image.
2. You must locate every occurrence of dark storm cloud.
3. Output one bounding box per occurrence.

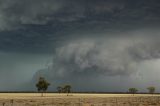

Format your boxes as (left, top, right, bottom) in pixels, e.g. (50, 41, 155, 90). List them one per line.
(0, 0, 160, 53)
(0, 0, 160, 28)
(1, 0, 160, 91)
(0, 0, 160, 52)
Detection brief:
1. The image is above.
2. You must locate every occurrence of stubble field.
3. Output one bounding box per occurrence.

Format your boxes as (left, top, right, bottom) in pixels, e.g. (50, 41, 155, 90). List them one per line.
(0, 93, 159, 106)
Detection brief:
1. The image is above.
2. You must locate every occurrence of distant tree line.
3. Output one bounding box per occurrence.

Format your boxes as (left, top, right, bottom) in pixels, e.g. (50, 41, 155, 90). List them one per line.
(128, 86, 155, 96)
(35, 77, 156, 97)
(57, 85, 71, 96)
(36, 77, 71, 96)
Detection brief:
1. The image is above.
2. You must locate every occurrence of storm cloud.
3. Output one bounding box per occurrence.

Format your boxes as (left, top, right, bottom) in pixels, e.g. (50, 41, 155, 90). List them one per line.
(0, 0, 160, 31)
(34, 31, 160, 91)
(0, 0, 160, 91)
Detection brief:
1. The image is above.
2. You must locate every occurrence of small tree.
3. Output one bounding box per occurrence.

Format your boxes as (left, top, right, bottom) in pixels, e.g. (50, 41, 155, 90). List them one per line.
(147, 86, 155, 95)
(129, 88, 138, 96)
(63, 85, 71, 96)
(57, 86, 63, 93)
(36, 77, 50, 97)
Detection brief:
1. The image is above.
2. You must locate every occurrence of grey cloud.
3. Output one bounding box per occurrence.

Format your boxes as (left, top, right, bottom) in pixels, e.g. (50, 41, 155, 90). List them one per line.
(52, 37, 160, 77)
(0, 0, 87, 30)
(0, 0, 65, 30)
(33, 30, 160, 91)
(53, 39, 134, 76)
(0, 0, 160, 31)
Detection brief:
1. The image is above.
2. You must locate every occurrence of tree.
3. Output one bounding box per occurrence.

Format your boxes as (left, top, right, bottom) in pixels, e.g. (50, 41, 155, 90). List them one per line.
(147, 86, 155, 94)
(63, 85, 71, 96)
(57, 86, 63, 93)
(36, 77, 50, 97)
(129, 88, 138, 96)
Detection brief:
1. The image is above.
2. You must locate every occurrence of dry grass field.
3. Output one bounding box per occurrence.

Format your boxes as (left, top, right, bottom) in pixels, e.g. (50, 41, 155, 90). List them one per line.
(0, 93, 159, 106)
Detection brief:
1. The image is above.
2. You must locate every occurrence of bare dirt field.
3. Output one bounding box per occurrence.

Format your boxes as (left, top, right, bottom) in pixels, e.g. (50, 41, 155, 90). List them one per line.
(0, 93, 159, 106)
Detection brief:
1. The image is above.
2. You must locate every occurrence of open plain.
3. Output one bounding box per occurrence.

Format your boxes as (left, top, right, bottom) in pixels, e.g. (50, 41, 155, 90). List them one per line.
(0, 93, 159, 106)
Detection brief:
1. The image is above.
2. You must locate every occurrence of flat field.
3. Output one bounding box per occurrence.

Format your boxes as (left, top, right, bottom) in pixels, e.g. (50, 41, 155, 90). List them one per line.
(0, 93, 159, 106)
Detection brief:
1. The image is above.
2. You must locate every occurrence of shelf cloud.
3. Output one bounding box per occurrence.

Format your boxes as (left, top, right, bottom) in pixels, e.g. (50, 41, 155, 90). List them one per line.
(0, 0, 160, 91)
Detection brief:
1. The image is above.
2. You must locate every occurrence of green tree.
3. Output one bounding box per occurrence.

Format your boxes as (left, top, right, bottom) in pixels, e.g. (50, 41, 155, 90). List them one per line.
(129, 88, 138, 96)
(36, 77, 50, 97)
(63, 85, 71, 96)
(147, 86, 155, 94)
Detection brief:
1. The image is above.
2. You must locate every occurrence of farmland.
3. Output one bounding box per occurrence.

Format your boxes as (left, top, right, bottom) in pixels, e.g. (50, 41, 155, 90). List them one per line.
(0, 93, 159, 106)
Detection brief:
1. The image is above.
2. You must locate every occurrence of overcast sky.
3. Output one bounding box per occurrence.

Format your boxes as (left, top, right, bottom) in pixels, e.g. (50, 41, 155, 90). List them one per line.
(1, 0, 160, 92)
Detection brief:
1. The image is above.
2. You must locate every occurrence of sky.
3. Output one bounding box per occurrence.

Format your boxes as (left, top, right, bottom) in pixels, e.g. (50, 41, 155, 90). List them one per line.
(0, 0, 160, 92)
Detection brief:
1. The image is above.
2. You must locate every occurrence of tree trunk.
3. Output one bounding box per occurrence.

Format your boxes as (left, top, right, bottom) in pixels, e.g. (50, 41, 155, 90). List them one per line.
(41, 92, 43, 97)
(67, 91, 69, 96)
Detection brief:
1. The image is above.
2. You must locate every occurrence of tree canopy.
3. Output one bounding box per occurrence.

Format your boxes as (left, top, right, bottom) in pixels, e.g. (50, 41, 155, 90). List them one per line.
(147, 86, 155, 94)
(36, 77, 50, 96)
(129, 88, 138, 95)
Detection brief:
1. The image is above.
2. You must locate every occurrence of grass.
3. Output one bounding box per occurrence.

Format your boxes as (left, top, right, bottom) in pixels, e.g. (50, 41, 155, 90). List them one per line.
(0, 93, 159, 106)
